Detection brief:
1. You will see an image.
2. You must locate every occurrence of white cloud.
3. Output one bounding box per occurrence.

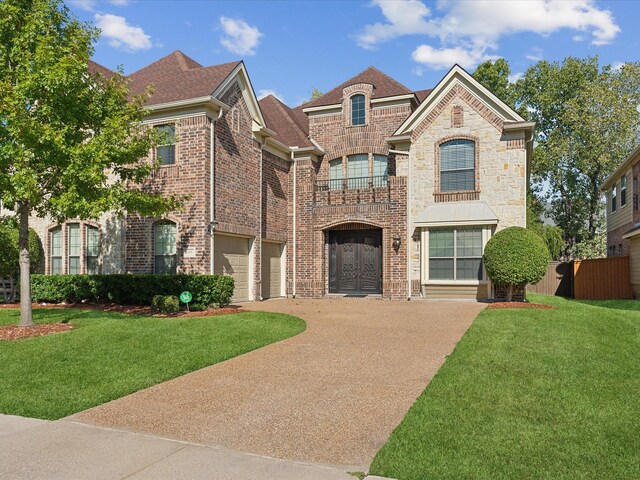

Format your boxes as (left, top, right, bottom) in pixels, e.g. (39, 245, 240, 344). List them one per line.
(257, 89, 285, 102)
(109, 0, 130, 5)
(358, 0, 620, 70)
(69, 0, 96, 11)
(611, 61, 625, 72)
(412, 44, 495, 70)
(525, 47, 544, 62)
(94, 13, 152, 52)
(219, 16, 263, 56)
(508, 72, 524, 84)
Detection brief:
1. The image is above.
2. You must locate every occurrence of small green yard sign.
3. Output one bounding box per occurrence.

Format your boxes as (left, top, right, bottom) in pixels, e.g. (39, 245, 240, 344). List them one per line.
(180, 291, 193, 311)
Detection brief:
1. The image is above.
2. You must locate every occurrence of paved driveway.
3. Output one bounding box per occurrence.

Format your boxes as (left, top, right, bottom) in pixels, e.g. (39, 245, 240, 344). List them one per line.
(75, 298, 485, 469)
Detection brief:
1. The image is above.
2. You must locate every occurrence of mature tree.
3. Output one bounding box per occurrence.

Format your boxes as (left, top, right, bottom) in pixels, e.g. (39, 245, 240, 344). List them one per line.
(310, 87, 323, 101)
(515, 57, 640, 250)
(0, 0, 181, 326)
(472, 58, 515, 108)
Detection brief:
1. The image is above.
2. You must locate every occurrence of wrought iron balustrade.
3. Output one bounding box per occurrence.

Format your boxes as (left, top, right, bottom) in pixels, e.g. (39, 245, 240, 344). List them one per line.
(315, 175, 389, 192)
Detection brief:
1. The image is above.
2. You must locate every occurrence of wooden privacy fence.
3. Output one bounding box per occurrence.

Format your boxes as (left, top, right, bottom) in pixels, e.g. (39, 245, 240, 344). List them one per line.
(527, 261, 573, 297)
(573, 257, 633, 300)
(529, 257, 633, 300)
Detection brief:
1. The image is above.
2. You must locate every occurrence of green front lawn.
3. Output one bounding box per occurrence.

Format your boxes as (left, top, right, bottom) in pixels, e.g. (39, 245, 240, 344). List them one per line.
(370, 294, 640, 480)
(0, 308, 305, 420)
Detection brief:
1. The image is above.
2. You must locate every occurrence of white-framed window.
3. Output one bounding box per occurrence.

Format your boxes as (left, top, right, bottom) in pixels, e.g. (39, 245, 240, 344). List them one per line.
(612, 185, 617, 212)
(155, 124, 176, 166)
(429, 228, 483, 281)
(621, 175, 627, 207)
(67, 224, 81, 274)
(86, 225, 100, 274)
(373, 154, 388, 187)
(351, 94, 365, 126)
(440, 139, 475, 192)
(329, 158, 343, 191)
(50, 227, 62, 275)
(347, 154, 368, 189)
(154, 221, 177, 274)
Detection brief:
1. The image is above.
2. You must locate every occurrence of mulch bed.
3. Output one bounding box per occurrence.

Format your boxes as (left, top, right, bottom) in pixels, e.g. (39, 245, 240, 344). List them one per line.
(486, 301, 555, 310)
(0, 323, 74, 341)
(0, 302, 244, 317)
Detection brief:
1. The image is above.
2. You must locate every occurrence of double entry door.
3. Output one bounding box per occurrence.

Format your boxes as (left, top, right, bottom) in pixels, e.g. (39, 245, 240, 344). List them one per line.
(329, 229, 382, 295)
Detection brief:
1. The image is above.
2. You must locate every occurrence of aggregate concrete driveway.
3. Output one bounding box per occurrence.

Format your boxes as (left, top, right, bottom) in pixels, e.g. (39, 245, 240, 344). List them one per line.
(75, 298, 485, 470)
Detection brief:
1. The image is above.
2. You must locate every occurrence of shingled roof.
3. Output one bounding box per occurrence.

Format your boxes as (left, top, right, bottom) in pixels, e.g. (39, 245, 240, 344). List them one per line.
(88, 60, 115, 79)
(259, 95, 312, 148)
(127, 51, 240, 106)
(304, 66, 414, 108)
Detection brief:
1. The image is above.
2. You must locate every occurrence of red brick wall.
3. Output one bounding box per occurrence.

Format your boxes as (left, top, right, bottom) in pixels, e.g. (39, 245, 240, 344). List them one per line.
(262, 150, 290, 243)
(126, 115, 211, 274)
(289, 86, 413, 299)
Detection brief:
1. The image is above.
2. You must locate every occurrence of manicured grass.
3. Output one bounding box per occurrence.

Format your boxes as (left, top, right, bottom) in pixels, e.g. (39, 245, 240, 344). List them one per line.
(0, 308, 305, 420)
(370, 294, 640, 480)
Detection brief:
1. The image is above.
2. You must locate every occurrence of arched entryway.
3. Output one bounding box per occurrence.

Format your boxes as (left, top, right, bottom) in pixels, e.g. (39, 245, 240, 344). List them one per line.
(328, 226, 382, 295)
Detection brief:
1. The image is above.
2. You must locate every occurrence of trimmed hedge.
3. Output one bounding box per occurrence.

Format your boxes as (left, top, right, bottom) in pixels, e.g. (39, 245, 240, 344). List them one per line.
(31, 274, 234, 310)
(483, 226, 550, 301)
(152, 295, 180, 314)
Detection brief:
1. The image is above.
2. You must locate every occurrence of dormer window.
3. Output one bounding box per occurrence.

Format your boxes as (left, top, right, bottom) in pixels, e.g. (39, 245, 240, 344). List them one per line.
(351, 94, 365, 126)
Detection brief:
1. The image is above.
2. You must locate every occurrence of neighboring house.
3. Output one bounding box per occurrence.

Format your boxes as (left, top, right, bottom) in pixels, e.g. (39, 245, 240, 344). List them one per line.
(9, 51, 533, 302)
(602, 144, 640, 295)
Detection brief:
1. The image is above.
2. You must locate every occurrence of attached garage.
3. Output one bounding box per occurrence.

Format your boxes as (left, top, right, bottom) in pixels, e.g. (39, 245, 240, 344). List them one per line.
(261, 241, 283, 299)
(214, 234, 251, 302)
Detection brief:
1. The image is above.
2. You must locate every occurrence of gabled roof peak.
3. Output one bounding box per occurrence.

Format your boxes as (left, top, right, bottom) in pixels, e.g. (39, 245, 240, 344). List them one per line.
(304, 65, 413, 108)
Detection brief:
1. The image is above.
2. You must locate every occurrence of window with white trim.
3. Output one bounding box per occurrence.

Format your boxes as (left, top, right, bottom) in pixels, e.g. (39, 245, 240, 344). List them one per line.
(329, 158, 343, 191)
(612, 185, 617, 212)
(621, 175, 627, 207)
(429, 228, 483, 280)
(373, 154, 388, 187)
(68, 224, 81, 274)
(86, 226, 100, 274)
(154, 221, 177, 274)
(50, 227, 62, 275)
(155, 124, 176, 166)
(351, 94, 365, 126)
(440, 139, 475, 192)
(347, 154, 368, 189)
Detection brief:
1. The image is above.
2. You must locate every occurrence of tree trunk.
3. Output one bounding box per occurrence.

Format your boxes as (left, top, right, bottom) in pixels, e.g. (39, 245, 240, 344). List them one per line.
(18, 202, 32, 327)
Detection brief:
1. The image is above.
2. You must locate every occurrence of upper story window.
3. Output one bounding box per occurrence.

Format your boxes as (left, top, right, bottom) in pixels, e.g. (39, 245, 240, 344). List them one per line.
(154, 221, 177, 274)
(50, 227, 62, 275)
(329, 158, 343, 191)
(347, 154, 368, 189)
(373, 154, 388, 187)
(611, 185, 617, 212)
(68, 224, 81, 274)
(351, 94, 365, 126)
(86, 225, 100, 275)
(155, 124, 176, 166)
(621, 175, 627, 207)
(440, 139, 475, 192)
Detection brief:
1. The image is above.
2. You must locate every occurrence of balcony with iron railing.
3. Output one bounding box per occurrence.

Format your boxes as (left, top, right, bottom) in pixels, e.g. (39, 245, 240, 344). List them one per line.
(314, 175, 392, 205)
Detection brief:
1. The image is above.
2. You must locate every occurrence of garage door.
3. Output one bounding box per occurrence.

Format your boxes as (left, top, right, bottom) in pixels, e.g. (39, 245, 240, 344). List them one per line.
(214, 235, 250, 302)
(262, 242, 282, 299)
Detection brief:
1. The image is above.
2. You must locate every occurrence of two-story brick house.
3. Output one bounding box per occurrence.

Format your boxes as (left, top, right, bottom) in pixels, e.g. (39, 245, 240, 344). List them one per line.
(21, 51, 533, 302)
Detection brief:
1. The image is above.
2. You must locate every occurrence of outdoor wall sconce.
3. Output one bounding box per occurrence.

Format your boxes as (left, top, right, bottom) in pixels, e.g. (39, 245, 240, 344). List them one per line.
(392, 235, 402, 252)
(207, 220, 218, 235)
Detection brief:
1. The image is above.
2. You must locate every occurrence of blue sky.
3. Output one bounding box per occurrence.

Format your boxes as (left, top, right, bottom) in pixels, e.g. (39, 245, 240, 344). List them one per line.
(68, 0, 639, 107)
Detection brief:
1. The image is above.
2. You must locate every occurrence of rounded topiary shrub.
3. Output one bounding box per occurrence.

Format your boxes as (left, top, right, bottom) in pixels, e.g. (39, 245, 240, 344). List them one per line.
(483, 226, 550, 301)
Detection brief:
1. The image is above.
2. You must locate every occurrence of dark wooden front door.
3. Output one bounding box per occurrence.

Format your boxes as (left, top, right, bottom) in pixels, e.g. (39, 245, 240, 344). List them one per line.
(329, 229, 382, 294)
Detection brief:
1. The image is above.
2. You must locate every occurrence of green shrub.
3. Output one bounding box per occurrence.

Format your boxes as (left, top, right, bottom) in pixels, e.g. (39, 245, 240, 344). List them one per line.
(484, 226, 551, 301)
(31, 274, 235, 310)
(152, 295, 180, 314)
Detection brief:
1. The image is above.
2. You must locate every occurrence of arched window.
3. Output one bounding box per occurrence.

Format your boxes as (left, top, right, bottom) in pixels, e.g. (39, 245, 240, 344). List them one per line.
(154, 221, 177, 274)
(351, 94, 365, 126)
(440, 139, 475, 192)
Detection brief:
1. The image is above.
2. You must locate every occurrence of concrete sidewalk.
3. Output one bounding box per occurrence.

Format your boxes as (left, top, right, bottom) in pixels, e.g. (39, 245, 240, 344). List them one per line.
(0, 414, 356, 480)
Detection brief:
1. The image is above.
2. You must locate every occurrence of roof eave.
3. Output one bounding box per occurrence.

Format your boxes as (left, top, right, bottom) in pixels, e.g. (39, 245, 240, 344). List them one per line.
(145, 95, 230, 113)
